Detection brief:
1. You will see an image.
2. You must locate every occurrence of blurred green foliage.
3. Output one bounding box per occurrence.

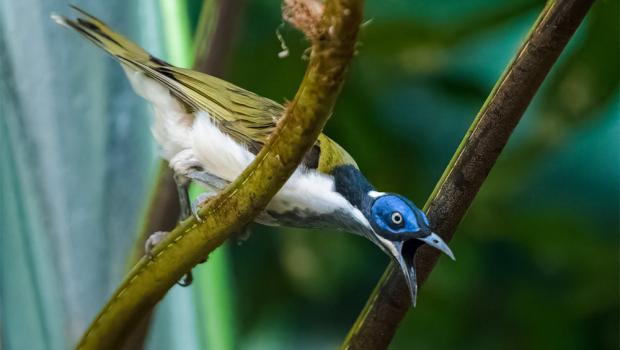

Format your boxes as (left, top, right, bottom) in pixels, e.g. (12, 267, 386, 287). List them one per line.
(196, 0, 617, 349)
(1, 0, 617, 349)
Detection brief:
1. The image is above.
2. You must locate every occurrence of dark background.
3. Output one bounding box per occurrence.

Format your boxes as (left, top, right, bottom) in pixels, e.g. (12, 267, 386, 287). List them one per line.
(225, 1, 618, 348)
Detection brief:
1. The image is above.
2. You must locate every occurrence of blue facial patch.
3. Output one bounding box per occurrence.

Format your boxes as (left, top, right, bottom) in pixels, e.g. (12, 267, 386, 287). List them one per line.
(370, 195, 426, 238)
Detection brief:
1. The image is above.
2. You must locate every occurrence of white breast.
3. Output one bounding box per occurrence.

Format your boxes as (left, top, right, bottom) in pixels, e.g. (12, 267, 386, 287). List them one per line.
(190, 113, 368, 230)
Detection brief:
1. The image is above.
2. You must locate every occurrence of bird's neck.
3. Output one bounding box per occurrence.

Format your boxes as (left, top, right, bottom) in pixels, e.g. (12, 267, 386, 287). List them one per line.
(331, 165, 375, 213)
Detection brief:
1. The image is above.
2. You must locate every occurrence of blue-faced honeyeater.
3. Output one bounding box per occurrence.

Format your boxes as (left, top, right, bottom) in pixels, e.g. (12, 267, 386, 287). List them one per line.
(52, 6, 455, 306)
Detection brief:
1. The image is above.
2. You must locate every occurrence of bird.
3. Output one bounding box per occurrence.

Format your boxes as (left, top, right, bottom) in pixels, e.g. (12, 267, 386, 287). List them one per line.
(52, 6, 455, 306)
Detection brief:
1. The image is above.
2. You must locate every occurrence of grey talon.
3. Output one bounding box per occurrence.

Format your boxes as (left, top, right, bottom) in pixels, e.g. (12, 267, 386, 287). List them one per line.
(144, 230, 169, 259)
(191, 192, 217, 222)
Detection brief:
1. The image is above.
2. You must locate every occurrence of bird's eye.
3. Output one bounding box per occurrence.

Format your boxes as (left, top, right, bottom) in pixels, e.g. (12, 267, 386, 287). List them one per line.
(391, 212, 403, 226)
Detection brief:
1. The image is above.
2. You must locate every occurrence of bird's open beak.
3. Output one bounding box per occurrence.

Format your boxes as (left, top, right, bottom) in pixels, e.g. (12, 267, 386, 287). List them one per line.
(391, 232, 455, 307)
(418, 232, 455, 261)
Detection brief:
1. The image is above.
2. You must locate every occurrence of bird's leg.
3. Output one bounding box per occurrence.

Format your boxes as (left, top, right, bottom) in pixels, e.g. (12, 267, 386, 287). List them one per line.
(143, 150, 203, 286)
(174, 173, 193, 221)
(171, 174, 198, 286)
(186, 170, 229, 190)
(172, 174, 201, 286)
(169, 149, 203, 220)
(161, 150, 232, 284)
(186, 172, 250, 244)
(165, 150, 230, 285)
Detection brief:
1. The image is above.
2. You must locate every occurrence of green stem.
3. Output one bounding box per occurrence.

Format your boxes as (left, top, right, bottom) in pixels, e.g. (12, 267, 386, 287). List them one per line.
(121, 2, 195, 347)
(341, 0, 595, 348)
(126, 1, 242, 349)
(160, 0, 193, 68)
(193, 243, 235, 350)
(77, 1, 364, 348)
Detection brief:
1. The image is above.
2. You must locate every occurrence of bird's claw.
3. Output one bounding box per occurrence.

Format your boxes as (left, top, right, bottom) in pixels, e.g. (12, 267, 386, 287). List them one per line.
(177, 271, 193, 287)
(190, 192, 216, 222)
(144, 230, 169, 259)
(144, 231, 196, 287)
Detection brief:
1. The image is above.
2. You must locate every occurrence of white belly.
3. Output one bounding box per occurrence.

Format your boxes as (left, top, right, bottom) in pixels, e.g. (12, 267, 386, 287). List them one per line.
(124, 68, 370, 232)
(169, 111, 369, 232)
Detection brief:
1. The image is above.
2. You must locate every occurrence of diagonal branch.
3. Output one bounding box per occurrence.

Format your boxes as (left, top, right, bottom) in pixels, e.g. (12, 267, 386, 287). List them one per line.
(77, 0, 364, 349)
(341, 0, 594, 348)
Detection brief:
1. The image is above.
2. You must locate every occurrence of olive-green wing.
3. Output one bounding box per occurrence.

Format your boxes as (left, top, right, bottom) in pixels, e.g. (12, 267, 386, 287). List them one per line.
(54, 6, 281, 152)
(53, 6, 357, 171)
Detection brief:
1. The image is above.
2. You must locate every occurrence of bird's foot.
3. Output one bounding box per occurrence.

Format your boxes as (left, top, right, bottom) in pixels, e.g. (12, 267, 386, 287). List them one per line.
(170, 150, 204, 221)
(144, 230, 197, 287)
(144, 230, 169, 259)
(178, 271, 193, 287)
(190, 192, 217, 222)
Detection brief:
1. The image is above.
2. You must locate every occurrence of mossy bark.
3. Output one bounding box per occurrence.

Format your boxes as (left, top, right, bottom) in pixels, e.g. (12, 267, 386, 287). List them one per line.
(76, 1, 364, 349)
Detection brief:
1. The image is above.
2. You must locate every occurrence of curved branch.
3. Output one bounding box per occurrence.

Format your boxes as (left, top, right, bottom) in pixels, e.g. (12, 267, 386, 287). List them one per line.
(76, 1, 364, 349)
(341, 0, 594, 348)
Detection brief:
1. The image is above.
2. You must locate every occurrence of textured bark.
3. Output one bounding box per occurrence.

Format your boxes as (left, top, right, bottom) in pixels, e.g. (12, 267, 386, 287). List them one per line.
(342, 0, 594, 348)
(77, 0, 364, 349)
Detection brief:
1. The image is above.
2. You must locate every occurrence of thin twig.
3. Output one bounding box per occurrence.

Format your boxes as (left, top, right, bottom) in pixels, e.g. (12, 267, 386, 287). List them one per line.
(341, 0, 594, 348)
(76, 0, 364, 349)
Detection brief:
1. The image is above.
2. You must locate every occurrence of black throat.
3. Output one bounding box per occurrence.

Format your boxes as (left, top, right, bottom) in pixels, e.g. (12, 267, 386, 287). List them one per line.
(331, 165, 375, 213)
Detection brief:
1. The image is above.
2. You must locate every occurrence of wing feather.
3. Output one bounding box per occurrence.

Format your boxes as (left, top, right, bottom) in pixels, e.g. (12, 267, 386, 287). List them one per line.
(53, 6, 357, 172)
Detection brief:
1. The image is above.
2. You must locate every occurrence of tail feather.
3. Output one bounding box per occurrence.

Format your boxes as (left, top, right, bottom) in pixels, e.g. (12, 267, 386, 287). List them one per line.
(51, 7, 195, 112)
(51, 6, 295, 155)
(51, 6, 151, 64)
(52, 6, 204, 113)
(52, 6, 197, 159)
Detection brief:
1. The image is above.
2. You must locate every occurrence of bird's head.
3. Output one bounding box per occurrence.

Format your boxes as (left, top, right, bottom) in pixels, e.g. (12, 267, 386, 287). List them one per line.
(331, 165, 455, 306)
(362, 191, 455, 306)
